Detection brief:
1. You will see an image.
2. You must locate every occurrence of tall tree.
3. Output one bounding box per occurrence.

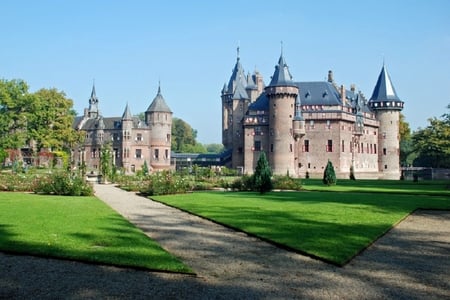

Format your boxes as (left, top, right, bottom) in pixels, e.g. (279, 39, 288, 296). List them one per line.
(171, 117, 204, 152)
(0, 79, 30, 150)
(0, 79, 82, 155)
(253, 152, 273, 194)
(28, 88, 81, 151)
(412, 104, 450, 168)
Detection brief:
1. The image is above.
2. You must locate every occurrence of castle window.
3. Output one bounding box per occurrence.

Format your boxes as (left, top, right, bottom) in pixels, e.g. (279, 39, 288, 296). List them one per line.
(374, 144, 377, 154)
(384, 164, 388, 169)
(342, 140, 345, 152)
(113, 133, 120, 141)
(310, 120, 315, 129)
(270, 144, 274, 152)
(361, 143, 364, 153)
(290, 144, 293, 152)
(113, 148, 119, 158)
(304, 140, 309, 152)
(326, 140, 333, 152)
(114, 121, 121, 129)
(383, 148, 387, 155)
(165, 149, 169, 160)
(367, 143, 369, 153)
(254, 141, 261, 151)
(136, 133, 143, 142)
(154, 149, 159, 160)
(254, 126, 262, 136)
(136, 149, 142, 159)
(91, 148, 97, 158)
(326, 120, 331, 129)
(166, 134, 171, 142)
(123, 131, 131, 140)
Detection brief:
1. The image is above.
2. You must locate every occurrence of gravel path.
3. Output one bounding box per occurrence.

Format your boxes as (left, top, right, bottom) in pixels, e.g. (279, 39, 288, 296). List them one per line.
(1, 184, 449, 299)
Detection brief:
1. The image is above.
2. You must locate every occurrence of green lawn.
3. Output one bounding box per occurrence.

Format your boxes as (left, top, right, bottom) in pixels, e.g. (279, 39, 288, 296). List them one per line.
(0, 192, 192, 273)
(152, 182, 450, 266)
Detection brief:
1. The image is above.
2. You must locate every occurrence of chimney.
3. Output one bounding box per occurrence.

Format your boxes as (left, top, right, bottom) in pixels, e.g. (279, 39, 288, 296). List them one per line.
(340, 85, 346, 105)
(327, 70, 334, 83)
(350, 84, 356, 92)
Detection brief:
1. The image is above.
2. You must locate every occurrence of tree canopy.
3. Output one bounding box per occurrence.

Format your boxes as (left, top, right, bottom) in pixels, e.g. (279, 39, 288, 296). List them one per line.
(412, 104, 450, 168)
(0, 79, 81, 153)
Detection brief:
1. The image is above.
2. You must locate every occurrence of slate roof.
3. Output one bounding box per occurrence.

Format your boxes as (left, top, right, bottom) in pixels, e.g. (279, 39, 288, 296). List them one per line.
(369, 65, 400, 102)
(296, 82, 342, 106)
(268, 54, 295, 87)
(226, 50, 247, 95)
(146, 86, 172, 113)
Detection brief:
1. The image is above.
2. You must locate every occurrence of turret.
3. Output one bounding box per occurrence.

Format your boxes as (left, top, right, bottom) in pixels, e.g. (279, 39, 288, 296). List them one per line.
(368, 64, 404, 179)
(146, 84, 172, 171)
(292, 95, 305, 140)
(121, 103, 133, 173)
(265, 52, 298, 176)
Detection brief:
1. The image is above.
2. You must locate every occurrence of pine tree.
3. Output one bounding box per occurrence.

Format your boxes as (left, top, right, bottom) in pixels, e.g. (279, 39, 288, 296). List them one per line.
(323, 160, 337, 185)
(253, 152, 273, 194)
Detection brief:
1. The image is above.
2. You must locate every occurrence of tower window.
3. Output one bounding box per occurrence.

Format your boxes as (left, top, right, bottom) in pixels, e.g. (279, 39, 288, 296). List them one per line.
(136, 133, 143, 142)
(165, 149, 169, 159)
(270, 144, 274, 152)
(254, 141, 261, 151)
(326, 140, 333, 152)
(383, 148, 387, 155)
(154, 149, 159, 160)
(290, 144, 293, 152)
(342, 140, 345, 152)
(304, 140, 309, 152)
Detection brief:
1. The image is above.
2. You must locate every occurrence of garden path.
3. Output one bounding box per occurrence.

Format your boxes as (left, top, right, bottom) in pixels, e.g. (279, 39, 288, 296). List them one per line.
(1, 184, 449, 299)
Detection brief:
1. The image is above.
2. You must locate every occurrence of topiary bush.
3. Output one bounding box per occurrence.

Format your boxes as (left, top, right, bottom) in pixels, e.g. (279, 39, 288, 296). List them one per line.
(323, 160, 337, 186)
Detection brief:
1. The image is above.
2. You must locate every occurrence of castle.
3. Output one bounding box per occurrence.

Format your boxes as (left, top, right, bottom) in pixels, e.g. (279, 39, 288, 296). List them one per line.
(72, 84, 173, 174)
(221, 49, 404, 179)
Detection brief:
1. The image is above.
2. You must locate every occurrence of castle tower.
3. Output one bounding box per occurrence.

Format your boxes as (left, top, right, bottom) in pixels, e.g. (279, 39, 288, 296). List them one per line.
(146, 84, 172, 171)
(121, 103, 133, 173)
(221, 47, 249, 170)
(368, 64, 404, 179)
(265, 52, 298, 176)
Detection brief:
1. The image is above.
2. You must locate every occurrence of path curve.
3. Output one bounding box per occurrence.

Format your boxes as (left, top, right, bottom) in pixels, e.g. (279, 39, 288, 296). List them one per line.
(1, 184, 449, 299)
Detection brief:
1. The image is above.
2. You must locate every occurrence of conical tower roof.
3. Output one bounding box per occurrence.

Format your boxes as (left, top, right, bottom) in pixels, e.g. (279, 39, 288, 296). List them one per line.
(122, 103, 133, 120)
(368, 64, 404, 111)
(147, 84, 172, 113)
(369, 65, 400, 101)
(268, 53, 295, 87)
(226, 47, 247, 94)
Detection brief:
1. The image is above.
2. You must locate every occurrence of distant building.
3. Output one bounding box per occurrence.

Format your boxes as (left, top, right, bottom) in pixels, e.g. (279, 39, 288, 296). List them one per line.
(221, 49, 404, 179)
(73, 84, 172, 174)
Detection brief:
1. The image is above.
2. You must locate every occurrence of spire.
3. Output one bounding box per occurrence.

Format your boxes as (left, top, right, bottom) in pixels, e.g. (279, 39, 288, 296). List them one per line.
(122, 102, 133, 120)
(268, 50, 295, 87)
(89, 81, 98, 104)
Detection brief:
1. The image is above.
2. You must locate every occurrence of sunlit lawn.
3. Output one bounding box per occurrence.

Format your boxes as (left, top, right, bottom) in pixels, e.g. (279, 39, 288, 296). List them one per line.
(152, 180, 450, 265)
(0, 192, 192, 273)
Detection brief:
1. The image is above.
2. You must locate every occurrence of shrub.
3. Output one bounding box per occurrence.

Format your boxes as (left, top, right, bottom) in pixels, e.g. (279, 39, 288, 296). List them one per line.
(230, 174, 254, 191)
(33, 172, 93, 196)
(272, 175, 302, 191)
(139, 171, 192, 196)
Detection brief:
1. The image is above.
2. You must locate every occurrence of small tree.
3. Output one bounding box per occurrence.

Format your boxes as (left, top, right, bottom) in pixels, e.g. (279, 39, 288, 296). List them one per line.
(100, 145, 112, 183)
(323, 160, 337, 185)
(142, 160, 149, 176)
(253, 152, 273, 194)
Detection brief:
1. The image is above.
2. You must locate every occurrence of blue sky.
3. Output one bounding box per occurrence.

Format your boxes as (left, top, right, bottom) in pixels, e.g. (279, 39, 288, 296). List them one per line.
(1, 0, 449, 143)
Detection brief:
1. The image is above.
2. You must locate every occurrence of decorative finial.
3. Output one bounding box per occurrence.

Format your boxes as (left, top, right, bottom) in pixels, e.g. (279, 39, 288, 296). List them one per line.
(281, 41, 284, 56)
(237, 41, 240, 61)
(158, 79, 161, 94)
